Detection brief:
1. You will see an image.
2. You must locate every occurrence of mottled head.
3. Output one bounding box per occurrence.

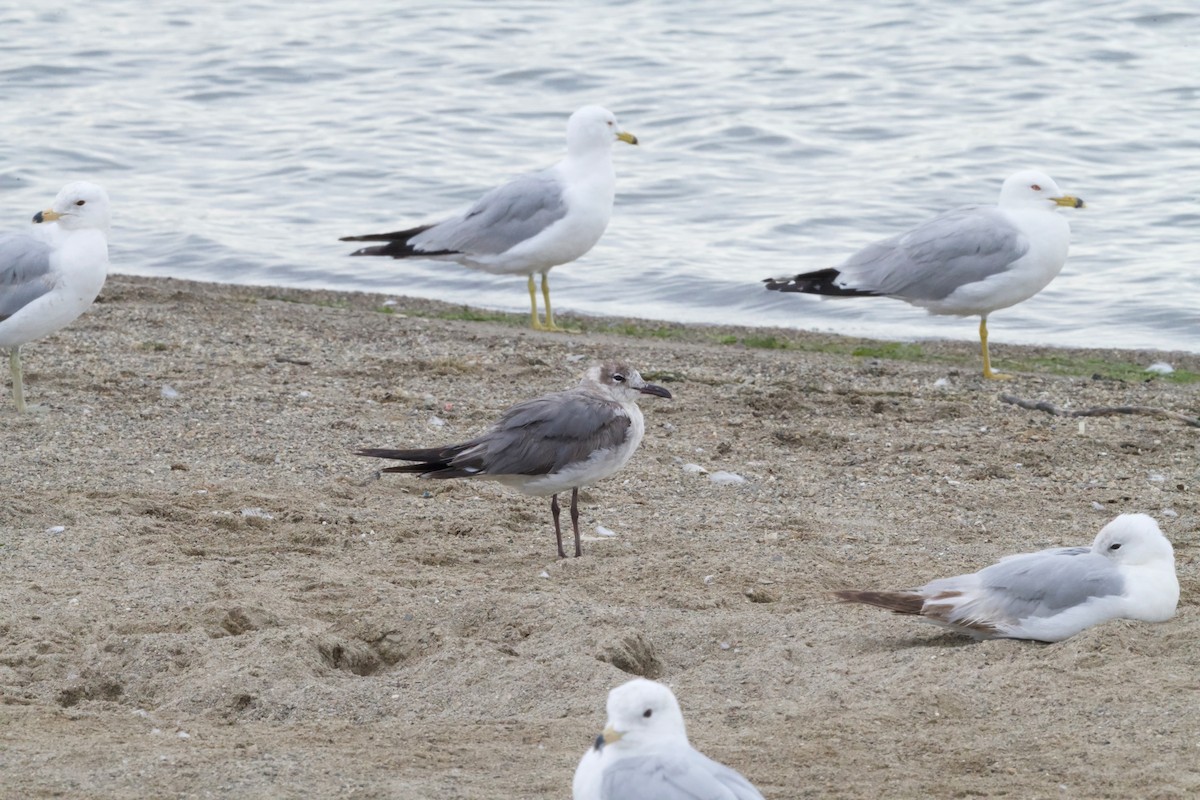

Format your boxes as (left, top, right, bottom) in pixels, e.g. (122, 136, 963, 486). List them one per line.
(1092, 513, 1175, 567)
(566, 106, 638, 156)
(998, 170, 1084, 211)
(583, 362, 672, 402)
(601, 678, 689, 750)
(32, 182, 112, 232)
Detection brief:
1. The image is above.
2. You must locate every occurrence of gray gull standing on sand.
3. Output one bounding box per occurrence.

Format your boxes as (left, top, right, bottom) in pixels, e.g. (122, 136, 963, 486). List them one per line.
(357, 362, 670, 558)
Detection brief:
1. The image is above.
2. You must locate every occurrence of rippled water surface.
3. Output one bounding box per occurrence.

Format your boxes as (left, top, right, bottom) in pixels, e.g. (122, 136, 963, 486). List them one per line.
(3, 1, 1198, 352)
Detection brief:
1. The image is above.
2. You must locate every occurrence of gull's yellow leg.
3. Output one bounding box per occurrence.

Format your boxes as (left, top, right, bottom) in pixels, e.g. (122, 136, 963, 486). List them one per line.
(10, 348, 27, 413)
(542, 272, 559, 331)
(530, 272, 576, 333)
(979, 317, 1011, 380)
(528, 274, 547, 330)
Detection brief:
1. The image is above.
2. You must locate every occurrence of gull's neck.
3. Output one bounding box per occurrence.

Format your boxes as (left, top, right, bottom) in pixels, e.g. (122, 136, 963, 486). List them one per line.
(563, 141, 614, 171)
(613, 729, 690, 756)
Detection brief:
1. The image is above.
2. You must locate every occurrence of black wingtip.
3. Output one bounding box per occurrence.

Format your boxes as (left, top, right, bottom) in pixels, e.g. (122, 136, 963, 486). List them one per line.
(764, 268, 877, 297)
(355, 448, 440, 475)
(339, 237, 461, 259)
(356, 448, 413, 460)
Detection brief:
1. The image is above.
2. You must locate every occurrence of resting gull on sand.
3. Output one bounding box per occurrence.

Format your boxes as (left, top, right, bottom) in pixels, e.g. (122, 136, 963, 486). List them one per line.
(834, 513, 1178, 642)
(573, 678, 765, 800)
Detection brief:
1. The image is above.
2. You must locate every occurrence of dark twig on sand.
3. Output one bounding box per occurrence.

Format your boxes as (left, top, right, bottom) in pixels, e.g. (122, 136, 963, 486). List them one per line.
(999, 394, 1200, 428)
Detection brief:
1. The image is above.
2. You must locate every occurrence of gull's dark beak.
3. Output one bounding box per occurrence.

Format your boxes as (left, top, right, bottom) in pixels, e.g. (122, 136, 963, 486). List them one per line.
(1053, 195, 1085, 209)
(592, 733, 605, 752)
(638, 383, 672, 399)
(32, 208, 61, 224)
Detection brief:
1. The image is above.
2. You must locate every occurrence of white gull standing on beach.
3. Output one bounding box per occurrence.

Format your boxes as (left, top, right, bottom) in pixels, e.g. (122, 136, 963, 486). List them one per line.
(573, 678, 765, 800)
(341, 105, 637, 332)
(834, 513, 1179, 642)
(764, 170, 1084, 379)
(357, 362, 670, 558)
(1, 182, 111, 413)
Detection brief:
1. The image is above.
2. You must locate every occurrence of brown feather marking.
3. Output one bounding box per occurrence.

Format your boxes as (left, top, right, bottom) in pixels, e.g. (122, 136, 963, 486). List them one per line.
(833, 590, 925, 616)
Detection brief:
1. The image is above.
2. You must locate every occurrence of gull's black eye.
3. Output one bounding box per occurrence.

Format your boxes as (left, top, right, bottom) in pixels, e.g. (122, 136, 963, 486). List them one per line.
(612, 373, 626, 383)
(1030, 184, 1041, 191)
(75, 200, 86, 206)
(1109, 543, 1122, 551)
(642, 708, 652, 718)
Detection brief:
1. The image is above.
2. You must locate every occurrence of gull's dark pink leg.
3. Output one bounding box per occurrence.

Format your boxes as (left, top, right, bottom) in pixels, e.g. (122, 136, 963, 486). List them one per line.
(550, 493, 566, 559)
(570, 487, 582, 557)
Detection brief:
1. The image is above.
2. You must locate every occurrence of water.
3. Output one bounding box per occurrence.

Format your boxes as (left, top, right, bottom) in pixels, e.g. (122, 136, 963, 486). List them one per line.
(3, 0, 1198, 353)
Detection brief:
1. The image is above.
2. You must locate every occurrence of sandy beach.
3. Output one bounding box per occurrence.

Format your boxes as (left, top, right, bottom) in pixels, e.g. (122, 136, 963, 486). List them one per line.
(2, 274, 1197, 799)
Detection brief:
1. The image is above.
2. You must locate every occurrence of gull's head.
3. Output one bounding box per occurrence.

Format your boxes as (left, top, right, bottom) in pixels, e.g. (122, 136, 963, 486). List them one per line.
(33, 182, 112, 232)
(600, 678, 689, 751)
(583, 362, 672, 402)
(998, 170, 1084, 211)
(1092, 513, 1175, 567)
(567, 106, 638, 155)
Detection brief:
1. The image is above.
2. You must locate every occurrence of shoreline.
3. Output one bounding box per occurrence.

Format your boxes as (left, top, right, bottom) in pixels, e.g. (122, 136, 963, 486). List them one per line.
(119, 273, 1200, 374)
(2, 273, 1197, 799)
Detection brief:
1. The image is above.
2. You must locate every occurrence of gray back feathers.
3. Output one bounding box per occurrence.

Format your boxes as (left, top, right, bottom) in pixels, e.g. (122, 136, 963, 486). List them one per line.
(0, 233, 54, 322)
(413, 170, 569, 256)
(455, 388, 631, 476)
(963, 547, 1124, 618)
(839, 206, 1030, 301)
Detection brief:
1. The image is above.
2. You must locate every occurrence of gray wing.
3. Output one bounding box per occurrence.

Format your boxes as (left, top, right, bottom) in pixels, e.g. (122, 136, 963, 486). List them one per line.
(0, 233, 55, 322)
(453, 389, 631, 477)
(972, 549, 1124, 619)
(837, 206, 1030, 301)
(411, 169, 568, 256)
(601, 752, 765, 800)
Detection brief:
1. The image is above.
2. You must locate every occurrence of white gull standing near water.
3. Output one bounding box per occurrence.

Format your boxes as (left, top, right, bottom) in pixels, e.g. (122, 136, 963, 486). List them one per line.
(0, 182, 111, 413)
(573, 678, 765, 800)
(356, 362, 670, 558)
(341, 105, 637, 332)
(764, 170, 1084, 379)
(834, 513, 1178, 642)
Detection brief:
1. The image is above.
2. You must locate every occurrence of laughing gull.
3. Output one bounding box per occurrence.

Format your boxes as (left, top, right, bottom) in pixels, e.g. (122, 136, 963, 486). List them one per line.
(357, 362, 670, 558)
(764, 170, 1084, 379)
(573, 678, 765, 800)
(834, 514, 1178, 642)
(1, 182, 111, 413)
(340, 105, 638, 332)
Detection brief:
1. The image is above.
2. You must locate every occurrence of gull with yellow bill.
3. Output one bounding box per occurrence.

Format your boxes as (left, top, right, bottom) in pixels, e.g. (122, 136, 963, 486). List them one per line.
(765, 170, 1085, 379)
(0, 182, 111, 412)
(342, 106, 637, 332)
